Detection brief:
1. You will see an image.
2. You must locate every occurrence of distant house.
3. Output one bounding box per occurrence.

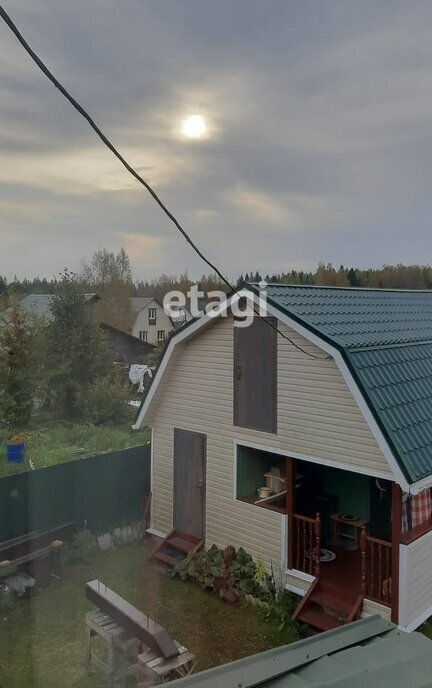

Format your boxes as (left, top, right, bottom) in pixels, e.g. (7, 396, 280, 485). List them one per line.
(131, 297, 190, 346)
(99, 322, 154, 366)
(174, 616, 432, 688)
(21, 293, 100, 320)
(135, 283, 432, 632)
(19, 294, 154, 369)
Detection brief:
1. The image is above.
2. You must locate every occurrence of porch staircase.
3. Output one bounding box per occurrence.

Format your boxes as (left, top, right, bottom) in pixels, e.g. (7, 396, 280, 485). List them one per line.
(292, 578, 364, 632)
(149, 529, 204, 566)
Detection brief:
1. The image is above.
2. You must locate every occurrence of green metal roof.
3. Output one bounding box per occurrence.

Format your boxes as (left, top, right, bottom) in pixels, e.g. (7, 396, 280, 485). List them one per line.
(248, 284, 432, 485)
(170, 617, 432, 688)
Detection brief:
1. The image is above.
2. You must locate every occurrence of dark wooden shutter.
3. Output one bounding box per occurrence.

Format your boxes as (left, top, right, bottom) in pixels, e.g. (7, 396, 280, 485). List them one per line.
(233, 317, 277, 433)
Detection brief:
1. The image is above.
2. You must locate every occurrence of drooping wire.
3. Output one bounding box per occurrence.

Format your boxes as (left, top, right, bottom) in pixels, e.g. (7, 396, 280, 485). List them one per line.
(0, 4, 331, 361)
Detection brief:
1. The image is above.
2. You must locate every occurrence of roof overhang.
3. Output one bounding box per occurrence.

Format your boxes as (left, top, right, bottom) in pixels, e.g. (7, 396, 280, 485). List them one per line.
(134, 288, 423, 494)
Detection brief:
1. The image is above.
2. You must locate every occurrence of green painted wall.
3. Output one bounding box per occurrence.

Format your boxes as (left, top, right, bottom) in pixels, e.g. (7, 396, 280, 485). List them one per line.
(321, 466, 370, 521)
(236, 445, 284, 499)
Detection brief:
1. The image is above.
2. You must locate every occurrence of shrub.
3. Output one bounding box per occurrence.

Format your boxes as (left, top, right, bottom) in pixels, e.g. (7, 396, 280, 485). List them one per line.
(172, 544, 259, 602)
(78, 376, 130, 426)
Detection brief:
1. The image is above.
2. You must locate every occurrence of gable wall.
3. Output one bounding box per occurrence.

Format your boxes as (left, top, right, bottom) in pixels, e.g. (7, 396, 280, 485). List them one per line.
(148, 315, 393, 568)
(132, 303, 173, 345)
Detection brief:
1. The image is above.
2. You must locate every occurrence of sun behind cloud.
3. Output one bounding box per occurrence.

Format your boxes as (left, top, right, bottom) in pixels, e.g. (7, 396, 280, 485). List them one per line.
(181, 114, 207, 139)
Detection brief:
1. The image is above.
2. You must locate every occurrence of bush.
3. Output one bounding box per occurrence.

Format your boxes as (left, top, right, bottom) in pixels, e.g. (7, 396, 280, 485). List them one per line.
(78, 376, 130, 426)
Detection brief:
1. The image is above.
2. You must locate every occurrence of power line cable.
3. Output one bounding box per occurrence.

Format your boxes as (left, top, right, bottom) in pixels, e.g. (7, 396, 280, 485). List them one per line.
(0, 3, 331, 361)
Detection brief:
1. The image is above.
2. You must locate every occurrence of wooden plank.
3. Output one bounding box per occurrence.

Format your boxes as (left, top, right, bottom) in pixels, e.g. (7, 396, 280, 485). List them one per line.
(0, 522, 74, 562)
(391, 482, 402, 623)
(286, 458, 294, 570)
(85, 580, 179, 659)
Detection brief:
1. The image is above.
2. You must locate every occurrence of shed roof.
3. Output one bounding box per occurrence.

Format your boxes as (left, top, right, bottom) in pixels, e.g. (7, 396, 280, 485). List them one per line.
(248, 284, 432, 485)
(171, 617, 432, 688)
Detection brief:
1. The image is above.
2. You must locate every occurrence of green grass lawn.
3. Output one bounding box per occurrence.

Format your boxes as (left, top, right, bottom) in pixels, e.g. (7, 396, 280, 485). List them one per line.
(0, 540, 298, 688)
(0, 420, 149, 478)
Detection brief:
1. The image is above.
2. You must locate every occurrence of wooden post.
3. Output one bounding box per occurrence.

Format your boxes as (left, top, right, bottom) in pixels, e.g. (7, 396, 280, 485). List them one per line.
(391, 482, 402, 624)
(286, 458, 294, 570)
(314, 513, 321, 577)
(360, 527, 367, 595)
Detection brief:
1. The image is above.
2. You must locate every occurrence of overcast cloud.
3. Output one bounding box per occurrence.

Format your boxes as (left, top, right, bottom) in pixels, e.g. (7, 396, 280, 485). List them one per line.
(1, 1, 432, 281)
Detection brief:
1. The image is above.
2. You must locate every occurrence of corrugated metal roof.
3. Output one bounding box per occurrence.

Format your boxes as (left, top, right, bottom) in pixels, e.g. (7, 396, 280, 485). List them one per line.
(248, 284, 432, 484)
(171, 617, 432, 688)
(252, 284, 432, 349)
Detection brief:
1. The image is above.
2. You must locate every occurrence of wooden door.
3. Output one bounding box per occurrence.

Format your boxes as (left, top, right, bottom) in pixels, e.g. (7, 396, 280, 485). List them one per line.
(234, 317, 277, 433)
(173, 428, 206, 539)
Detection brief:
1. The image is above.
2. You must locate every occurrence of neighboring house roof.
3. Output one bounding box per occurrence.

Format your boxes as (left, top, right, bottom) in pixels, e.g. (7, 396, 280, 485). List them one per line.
(171, 616, 432, 688)
(21, 293, 99, 320)
(130, 297, 156, 313)
(131, 296, 192, 328)
(247, 284, 432, 486)
(135, 284, 432, 492)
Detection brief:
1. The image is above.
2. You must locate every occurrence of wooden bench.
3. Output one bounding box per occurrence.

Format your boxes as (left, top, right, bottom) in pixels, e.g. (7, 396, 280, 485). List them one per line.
(85, 580, 196, 686)
(0, 522, 75, 580)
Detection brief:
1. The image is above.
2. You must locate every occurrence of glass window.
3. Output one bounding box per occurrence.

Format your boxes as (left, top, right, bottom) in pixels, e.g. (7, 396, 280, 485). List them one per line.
(157, 330, 165, 342)
(148, 308, 157, 325)
(139, 331, 148, 342)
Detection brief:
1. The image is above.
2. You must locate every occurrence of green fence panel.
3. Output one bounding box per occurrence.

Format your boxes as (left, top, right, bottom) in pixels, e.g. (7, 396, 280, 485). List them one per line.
(0, 444, 150, 541)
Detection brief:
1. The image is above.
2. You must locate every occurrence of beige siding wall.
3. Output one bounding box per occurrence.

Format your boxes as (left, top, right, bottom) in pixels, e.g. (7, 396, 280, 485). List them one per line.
(399, 533, 432, 629)
(149, 315, 392, 570)
(132, 304, 172, 345)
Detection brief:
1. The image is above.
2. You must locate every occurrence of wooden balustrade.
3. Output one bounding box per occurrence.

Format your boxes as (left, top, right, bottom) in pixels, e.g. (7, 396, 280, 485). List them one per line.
(360, 529, 392, 605)
(293, 513, 321, 576)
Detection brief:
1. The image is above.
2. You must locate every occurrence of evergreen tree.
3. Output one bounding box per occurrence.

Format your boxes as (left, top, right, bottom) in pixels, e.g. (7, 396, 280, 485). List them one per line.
(45, 271, 109, 419)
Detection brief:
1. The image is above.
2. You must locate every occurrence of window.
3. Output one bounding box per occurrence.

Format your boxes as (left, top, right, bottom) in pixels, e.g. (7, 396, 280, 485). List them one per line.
(233, 317, 277, 433)
(139, 331, 148, 342)
(157, 330, 165, 342)
(148, 307, 157, 325)
(236, 445, 286, 513)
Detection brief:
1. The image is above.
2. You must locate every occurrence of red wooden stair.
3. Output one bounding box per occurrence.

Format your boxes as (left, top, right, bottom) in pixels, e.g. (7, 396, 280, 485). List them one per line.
(293, 578, 363, 632)
(149, 529, 204, 566)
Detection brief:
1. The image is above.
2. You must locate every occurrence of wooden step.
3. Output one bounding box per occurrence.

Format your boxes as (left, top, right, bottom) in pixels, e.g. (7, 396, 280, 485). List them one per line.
(299, 606, 345, 632)
(168, 536, 198, 553)
(153, 550, 179, 566)
(310, 590, 355, 616)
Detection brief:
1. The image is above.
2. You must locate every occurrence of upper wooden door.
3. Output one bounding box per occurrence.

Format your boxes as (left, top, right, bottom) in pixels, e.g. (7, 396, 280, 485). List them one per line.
(173, 428, 206, 539)
(233, 317, 277, 433)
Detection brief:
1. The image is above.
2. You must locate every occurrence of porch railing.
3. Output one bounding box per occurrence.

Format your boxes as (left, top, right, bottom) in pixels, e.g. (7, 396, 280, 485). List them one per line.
(293, 512, 321, 576)
(360, 528, 392, 605)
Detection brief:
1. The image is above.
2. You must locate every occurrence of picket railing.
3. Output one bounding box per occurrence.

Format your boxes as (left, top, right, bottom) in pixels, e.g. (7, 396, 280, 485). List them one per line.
(293, 512, 321, 576)
(361, 528, 392, 605)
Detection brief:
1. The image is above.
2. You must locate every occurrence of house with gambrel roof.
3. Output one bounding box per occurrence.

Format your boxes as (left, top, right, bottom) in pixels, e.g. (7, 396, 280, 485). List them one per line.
(134, 284, 432, 632)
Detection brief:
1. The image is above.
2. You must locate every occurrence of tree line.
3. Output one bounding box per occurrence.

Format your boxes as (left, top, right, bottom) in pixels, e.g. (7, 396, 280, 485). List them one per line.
(4, 261, 432, 304)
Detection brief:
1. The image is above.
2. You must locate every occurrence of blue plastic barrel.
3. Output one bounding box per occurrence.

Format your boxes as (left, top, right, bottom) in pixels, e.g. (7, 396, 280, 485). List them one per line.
(6, 441, 25, 464)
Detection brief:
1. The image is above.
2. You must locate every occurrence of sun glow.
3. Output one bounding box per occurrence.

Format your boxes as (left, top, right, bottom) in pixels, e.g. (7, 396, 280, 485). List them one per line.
(181, 114, 207, 139)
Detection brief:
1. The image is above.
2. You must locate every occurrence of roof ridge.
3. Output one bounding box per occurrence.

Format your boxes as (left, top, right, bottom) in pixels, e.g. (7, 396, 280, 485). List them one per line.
(248, 282, 432, 293)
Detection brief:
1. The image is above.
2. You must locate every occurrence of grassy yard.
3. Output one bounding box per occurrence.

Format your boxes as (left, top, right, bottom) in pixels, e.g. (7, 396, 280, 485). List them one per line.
(0, 420, 149, 478)
(0, 540, 298, 688)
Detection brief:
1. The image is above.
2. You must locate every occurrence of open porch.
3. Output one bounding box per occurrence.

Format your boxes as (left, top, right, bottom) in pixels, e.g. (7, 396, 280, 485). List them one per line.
(235, 444, 402, 627)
